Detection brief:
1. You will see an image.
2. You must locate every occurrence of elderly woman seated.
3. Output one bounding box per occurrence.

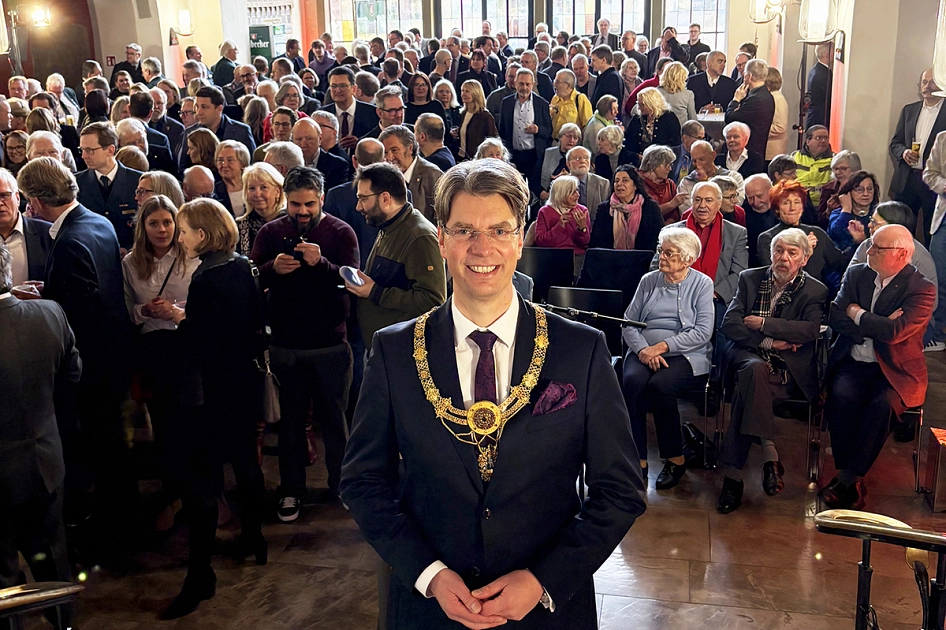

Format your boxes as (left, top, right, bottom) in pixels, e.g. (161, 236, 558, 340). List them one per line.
(716, 228, 828, 513)
(639, 145, 688, 225)
(622, 226, 715, 489)
(535, 175, 591, 276)
(757, 179, 849, 291)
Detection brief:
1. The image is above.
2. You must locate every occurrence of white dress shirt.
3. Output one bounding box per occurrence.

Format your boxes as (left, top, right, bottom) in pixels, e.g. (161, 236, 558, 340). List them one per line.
(915, 99, 944, 169)
(726, 148, 749, 172)
(96, 161, 119, 185)
(2, 212, 27, 286)
(122, 249, 197, 333)
(0, 291, 11, 301)
(48, 201, 81, 240)
(851, 273, 895, 363)
(512, 95, 536, 151)
(403, 156, 418, 185)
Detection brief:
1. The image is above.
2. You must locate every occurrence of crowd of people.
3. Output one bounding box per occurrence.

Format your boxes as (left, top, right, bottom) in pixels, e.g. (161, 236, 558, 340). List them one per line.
(0, 16, 944, 628)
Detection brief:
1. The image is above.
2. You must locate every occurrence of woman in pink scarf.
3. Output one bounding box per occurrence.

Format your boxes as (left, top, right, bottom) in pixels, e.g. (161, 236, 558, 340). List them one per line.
(590, 165, 664, 251)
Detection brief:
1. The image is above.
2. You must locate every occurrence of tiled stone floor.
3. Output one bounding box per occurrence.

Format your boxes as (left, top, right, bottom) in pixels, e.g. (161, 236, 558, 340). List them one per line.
(20, 353, 946, 629)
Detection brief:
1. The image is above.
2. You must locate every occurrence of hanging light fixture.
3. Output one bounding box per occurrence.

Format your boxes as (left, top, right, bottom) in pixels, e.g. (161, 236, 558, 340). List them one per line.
(798, 0, 839, 43)
(749, 0, 783, 23)
(934, 0, 946, 96)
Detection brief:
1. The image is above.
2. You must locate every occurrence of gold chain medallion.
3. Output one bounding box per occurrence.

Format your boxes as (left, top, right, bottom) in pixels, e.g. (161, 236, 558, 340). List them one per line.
(413, 305, 549, 482)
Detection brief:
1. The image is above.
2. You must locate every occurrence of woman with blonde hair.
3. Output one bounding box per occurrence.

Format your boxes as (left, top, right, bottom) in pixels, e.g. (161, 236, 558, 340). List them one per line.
(454, 79, 497, 160)
(213, 140, 251, 218)
(657, 61, 698, 126)
(186, 128, 220, 170)
(620, 58, 642, 107)
(110, 95, 130, 124)
(237, 162, 285, 255)
(165, 197, 267, 618)
(535, 175, 591, 275)
(242, 96, 269, 147)
(765, 67, 789, 160)
(583, 94, 620, 156)
(135, 170, 186, 209)
(187, 77, 211, 98)
(620, 87, 681, 167)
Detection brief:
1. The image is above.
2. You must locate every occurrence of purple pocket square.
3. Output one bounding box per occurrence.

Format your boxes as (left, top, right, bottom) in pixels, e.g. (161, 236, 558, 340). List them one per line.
(533, 382, 578, 416)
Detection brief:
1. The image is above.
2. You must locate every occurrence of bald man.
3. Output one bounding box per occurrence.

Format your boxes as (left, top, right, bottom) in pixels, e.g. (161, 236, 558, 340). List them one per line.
(182, 165, 215, 201)
(291, 118, 350, 190)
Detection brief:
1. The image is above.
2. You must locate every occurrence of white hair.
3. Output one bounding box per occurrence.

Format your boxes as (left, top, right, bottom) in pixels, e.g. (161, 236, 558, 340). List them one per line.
(771, 227, 812, 258)
(658, 226, 702, 265)
(723, 121, 750, 138)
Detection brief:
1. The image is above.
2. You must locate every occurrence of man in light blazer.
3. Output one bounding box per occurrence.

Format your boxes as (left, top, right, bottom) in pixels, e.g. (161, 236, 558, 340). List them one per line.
(566, 146, 610, 225)
(0, 168, 51, 284)
(379, 125, 444, 223)
(0, 242, 81, 628)
(341, 158, 645, 630)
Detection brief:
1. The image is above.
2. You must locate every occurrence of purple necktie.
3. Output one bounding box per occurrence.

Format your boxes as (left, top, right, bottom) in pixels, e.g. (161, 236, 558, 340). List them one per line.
(470, 330, 498, 403)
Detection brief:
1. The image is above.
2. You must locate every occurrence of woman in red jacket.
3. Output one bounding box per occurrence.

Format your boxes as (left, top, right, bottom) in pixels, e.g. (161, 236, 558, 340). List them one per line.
(535, 174, 591, 276)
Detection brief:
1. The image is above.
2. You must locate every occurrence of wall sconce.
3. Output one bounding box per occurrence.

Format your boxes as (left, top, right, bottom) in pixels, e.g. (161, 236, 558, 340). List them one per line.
(169, 9, 193, 45)
(934, 0, 946, 96)
(798, 0, 840, 43)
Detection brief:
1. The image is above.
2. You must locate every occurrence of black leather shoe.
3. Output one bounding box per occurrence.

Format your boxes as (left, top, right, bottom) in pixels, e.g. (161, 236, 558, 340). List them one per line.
(162, 572, 216, 620)
(655, 461, 686, 490)
(236, 536, 268, 566)
(717, 477, 744, 514)
(819, 478, 866, 509)
(762, 461, 785, 496)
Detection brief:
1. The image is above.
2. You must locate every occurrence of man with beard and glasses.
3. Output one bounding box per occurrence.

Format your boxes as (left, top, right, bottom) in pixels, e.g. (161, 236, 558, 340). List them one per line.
(344, 161, 446, 345)
(250, 166, 359, 520)
(715, 227, 828, 513)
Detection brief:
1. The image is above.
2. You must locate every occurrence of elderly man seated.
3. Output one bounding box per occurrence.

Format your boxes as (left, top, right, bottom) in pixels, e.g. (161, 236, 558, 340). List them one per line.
(622, 226, 715, 489)
(716, 228, 828, 513)
(653, 181, 748, 323)
(535, 122, 582, 201)
(678, 140, 745, 206)
(744, 174, 779, 267)
(566, 145, 610, 224)
(821, 224, 935, 509)
(715, 122, 765, 179)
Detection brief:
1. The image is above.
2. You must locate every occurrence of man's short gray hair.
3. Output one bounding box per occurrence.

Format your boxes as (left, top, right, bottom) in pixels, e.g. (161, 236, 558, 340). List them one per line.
(640, 145, 676, 172)
(378, 125, 418, 159)
(555, 68, 576, 88)
(265, 141, 304, 168)
(353, 43, 370, 62)
(771, 227, 812, 258)
(26, 130, 64, 158)
(832, 149, 861, 172)
(116, 117, 147, 142)
(566, 145, 591, 161)
(0, 242, 11, 292)
(745, 58, 768, 82)
(722, 121, 750, 138)
(693, 180, 722, 201)
(312, 110, 339, 132)
(142, 57, 162, 75)
(658, 226, 702, 265)
(534, 41, 550, 54)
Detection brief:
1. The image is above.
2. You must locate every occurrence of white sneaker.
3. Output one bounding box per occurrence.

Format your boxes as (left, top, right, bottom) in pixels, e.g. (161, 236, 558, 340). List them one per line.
(925, 340, 946, 353)
(277, 496, 301, 522)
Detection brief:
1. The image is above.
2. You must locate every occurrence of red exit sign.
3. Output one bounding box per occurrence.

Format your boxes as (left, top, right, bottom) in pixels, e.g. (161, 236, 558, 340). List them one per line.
(106, 56, 116, 66)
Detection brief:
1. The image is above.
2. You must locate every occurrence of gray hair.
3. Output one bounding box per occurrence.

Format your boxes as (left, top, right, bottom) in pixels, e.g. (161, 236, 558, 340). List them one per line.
(621, 58, 640, 73)
(693, 180, 722, 201)
(534, 41, 550, 54)
(312, 110, 339, 132)
(549, 175, 580, 210)
(379, 124, 419, 158)
(182, 59, 205, 77)
(831, 149, 861, 172)
(722, 121, 750, 138)
(658, 226, 702, 265)
(264, 141, 304, 168)
(142, 57, 162, 75)
(116, 117, 148, 146)
(558, 123, 582, 140)
(474, 137, 511, 161)
(565, 145, 591, 162)
(353, 43, 370, 62)
(26, 130, 63, 159)
(745, 58, 768, 82)
(555, 68, 576, 89)
(127, 43, 142, 53)
(597, 125, 624, 154)
(640, 145, 676, 172)
(0, 241, 10, 292)
(710, 175, 738, 196)
(516, 68, 535, 83)
(771, 227, 812, 258)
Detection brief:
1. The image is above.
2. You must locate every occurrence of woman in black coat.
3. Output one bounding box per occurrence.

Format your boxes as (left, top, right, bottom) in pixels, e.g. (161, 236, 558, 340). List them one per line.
(590, 165, 663, 251)
(166, 198, 266, 619)
(619, 86, 682, 168)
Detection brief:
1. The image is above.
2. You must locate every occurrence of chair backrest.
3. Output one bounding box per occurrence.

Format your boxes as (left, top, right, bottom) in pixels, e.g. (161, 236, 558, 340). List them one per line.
(575, 248, 654, 309)
(517, 247, 575, 303)
(546, 286, 624, 356)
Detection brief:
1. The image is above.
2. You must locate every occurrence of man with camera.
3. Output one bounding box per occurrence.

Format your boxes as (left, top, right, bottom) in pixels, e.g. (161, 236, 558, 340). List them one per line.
(250, 165, 360, 522)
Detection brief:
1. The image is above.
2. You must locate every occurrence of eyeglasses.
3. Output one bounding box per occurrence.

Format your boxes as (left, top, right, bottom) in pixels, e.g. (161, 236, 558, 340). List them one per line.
(441, 226, 522, 243)
(868, 244, 904, 252)
(6, 145, 25, 153)
(724, 194, 739, 201)
(240, 73, 256, 79)
(329, 84, 352, 90)
(379, 106, 406, 114)
(135, 188, 154, 196)
(79, 146, 106, 155)
(656, 248, 682, 259)
(355, 192, 381, 203)
(272, 121, 292, 128)
(0, 191, 15, 201)
(216, 157, 239, 166)
(853, 186, 875, 195)
(810, 135, 829, 142)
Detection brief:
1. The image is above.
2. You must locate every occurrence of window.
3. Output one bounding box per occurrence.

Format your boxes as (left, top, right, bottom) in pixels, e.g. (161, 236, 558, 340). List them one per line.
(440, 0, 531, 49)
(330, 0, 423, 45)
(552, 0, 647, 37)
(664, 0, 727, 51)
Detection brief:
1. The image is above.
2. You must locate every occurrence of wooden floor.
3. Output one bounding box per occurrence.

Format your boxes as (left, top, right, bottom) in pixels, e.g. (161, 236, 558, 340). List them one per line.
(22, 353, 946, 629)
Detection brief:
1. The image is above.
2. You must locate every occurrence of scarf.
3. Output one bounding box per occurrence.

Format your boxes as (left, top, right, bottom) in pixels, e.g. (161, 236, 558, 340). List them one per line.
(610, 193, 645, 250)
(686, 211, 723, 281)
(750, 269, 807, 375)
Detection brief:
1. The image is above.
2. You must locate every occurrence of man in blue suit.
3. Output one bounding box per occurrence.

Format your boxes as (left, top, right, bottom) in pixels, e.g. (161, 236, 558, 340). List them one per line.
(499, 68, 552, 189)
(18, 157, 136, 560)
(341, 158, 646, 629)
(189, 85, 256, 155)
(0, 168, 50, 285)
(76, 122, 143, 250)
(321, 66, 380, 152)
(148, 87, 186, 165)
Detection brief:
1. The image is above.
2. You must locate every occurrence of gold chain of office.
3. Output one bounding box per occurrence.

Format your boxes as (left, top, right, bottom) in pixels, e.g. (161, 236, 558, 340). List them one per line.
(412, 305, 549, 482)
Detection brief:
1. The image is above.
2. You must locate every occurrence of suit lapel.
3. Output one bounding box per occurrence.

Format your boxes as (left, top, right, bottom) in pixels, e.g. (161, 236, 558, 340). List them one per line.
(857, 265, 878, 311)
(425, 299, 485, 493)
(874, 266, 912, 316)
(925, 103, 946, 160)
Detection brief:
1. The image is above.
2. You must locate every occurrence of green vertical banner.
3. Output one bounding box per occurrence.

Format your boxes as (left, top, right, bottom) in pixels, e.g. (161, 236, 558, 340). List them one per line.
(249, 25, 275, 62)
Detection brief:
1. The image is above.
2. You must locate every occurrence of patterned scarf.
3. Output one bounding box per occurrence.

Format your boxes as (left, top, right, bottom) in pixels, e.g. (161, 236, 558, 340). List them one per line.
(609, 193, 645, 249)
(751, 269, 807, 375)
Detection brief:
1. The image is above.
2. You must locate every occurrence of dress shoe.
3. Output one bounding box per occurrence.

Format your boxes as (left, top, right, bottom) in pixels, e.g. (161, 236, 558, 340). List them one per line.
(717, 477, 744, 514)
(162, 572, 216, 620)
(655, 461, 686, 490)
(236, 536, 268, 565)
(819, 477, 866, 510)
(762, 461, 785, 496)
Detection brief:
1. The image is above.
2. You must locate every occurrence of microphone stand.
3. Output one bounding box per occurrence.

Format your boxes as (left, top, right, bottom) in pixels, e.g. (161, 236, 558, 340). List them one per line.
(544, 303, 647, 330)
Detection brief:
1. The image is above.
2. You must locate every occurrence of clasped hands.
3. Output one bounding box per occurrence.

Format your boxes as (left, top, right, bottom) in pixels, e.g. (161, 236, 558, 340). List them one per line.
(744, 316, 800, 352)
(429, 568, 544, 629)
(637, 342, 669, 371)
(559, 209, 587, 231)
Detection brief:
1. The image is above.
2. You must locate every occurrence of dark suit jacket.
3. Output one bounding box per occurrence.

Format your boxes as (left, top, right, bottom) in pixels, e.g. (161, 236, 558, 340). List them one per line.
(143, 125, 177, 175)
(828, 263, 935, 407)
(456, 69, 498, 96)
(589, 32, 619, 50)
(44, 204, 131, 388)
(620, 112, 682, 167)
(888, 99, 946, 196)
(543, 61, 566, 80)
(499, 93, 552, 158)
(448, 55, 471, 89)
(151, 115, 186, 164)
(725, 85, 776, 158)
(76, 164, 144, 249)
(591, 67, 623, 109)
(0, 296, 81, 506)
(317, 149, 352, 191)
(23, 216, 52, 281)
(418, 54, 435, 75)
(458, 111, 497, 158)
(321, 101, 380, 139)
(722, 268, 827, 404)
(805, 62, 830, 129)
(110, 60, 143, 86)
(683, 41, 711, 67)
(687, 72, 738, 112)
(212, 57, 237, 87)
(340, 296, 646, 629)
(534, 71, 555, 103)
(757, 222, 849, 287)
(645, 39, 687, 79)
(715, 149, 766, 179)
(188, 114, 257, 155)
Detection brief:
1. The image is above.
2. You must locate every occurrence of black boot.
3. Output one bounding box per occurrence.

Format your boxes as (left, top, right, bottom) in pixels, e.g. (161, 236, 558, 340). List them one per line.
(162, 569, 216, 619)
(762, 461, 785, 496)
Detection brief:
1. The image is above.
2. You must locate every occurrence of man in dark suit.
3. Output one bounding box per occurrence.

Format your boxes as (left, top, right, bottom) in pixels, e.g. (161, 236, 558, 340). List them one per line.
(889, 69, 946, 244)
(473, 36, 504, 77)
(76, 122, 144, 249)
(590, 18, 619, 50)
(324, 138, 385, 269)
(149, 87, 186, 164)
(291, 118, 350, 191)
(687, 51, 738, 112)
(340, 158, 646, 630)
(499, 69, 552, 186)
(0, 169, 50, 284)
(822, 224, 935, 509)
(620, 31, 648, 77)
(18, 157, 136, 559)
(805, 43, 832, 129)
(716, 229, 828, 513)
(682, 24, 711, 67)
(322, 66, 380, 152)
(715, 121, 766, 178)
(273, 38, 307, 74)
(0, 242, 81, 629)
(590, 46, 624, 107)
(188, 86, 257, 155)
(379, 125, 443, 222)
(127, 92, 178, 174)
(417, 39, 439, 75)
(109, 43, 144, 86)
(744, 175, 780, 267)
(444, 36, 470, 89)
(645, 27, 688, 79)
(725, 59, 775, 160)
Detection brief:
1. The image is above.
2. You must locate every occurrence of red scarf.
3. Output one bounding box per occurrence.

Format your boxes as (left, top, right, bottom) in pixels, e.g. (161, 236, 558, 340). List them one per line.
(686, 211, 723, 281)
